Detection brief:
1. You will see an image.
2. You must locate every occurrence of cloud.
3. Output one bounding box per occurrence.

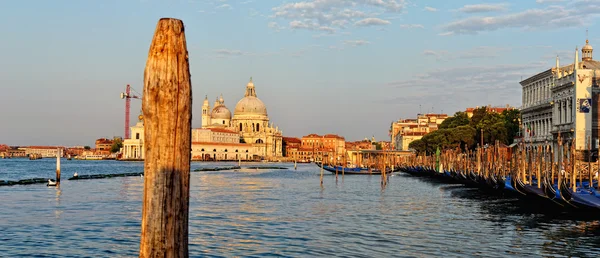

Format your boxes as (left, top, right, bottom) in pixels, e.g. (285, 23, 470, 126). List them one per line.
(424, 6, 437, 12)
(289, 20, 336, 33)
(458, 3, 508, 13)
(216, 4, 232, 10)
(399, 24, 424, 29)
(214, 49, 244, 56)
(423, 46, 509, 61)
(383, 62, 547, 110)
(354, 18, 391, 26)
(344, 40, 370, 46)
(536, 0, 564, 3)
(270, 0, 405, 33)
(268, 22, 283, 32)
(442, 1, 600, 35)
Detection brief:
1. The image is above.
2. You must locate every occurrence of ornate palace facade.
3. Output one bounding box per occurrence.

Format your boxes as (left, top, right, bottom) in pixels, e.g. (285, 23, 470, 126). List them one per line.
(521, 39, 600, 157)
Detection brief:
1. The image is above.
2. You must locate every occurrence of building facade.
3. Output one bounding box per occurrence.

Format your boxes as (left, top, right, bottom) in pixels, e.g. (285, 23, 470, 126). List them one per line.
(282, 137, 301, 158)
(121, 78, 284, 161)
(391, 113, 448, 150)
(122, 115, 145, 160)
(191, 128, 254, 161)
(25, 146, 64, 158)
(290, 134, 346, 162)
(520, 39, 600, 158)
(201, 78, 283, 159)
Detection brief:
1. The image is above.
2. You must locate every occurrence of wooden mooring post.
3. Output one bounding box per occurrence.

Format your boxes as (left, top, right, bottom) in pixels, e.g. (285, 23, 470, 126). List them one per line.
(56, 148, 61, 184)
(139, 18, 192, 258)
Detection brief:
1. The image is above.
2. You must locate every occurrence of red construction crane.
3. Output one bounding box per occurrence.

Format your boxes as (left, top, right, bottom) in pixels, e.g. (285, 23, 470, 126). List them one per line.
(120, 84, 140, 139)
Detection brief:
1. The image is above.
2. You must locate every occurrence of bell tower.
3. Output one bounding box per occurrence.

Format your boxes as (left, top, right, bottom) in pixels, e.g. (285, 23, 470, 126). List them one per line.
(202, 95, 211, 127)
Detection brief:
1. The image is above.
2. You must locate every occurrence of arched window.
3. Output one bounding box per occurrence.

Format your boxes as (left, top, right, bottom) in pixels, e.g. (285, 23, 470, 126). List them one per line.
(235, 149, 238, 152)
(256, 123, 260, 131)
(224, 149, 228, 152)
(213, 149, 217, 152)
(239, 123, 242, 131)
(222, 120, 225, 124)
(256, 139, 264, 144)
(201, 148, 205, 152)
(252, 123, 255, 132)
(246, 150, 249, 152)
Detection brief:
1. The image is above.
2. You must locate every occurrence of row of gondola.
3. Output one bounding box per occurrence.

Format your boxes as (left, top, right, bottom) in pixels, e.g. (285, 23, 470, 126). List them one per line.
(398, 140, 600, 212)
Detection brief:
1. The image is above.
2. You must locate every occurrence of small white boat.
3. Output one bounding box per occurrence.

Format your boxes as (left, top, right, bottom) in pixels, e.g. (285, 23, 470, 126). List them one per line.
(47, 179, 57, 186)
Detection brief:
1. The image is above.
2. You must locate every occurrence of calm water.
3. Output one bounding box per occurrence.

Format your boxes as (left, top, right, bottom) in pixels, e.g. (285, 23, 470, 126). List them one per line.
(1, 159, 600, 257)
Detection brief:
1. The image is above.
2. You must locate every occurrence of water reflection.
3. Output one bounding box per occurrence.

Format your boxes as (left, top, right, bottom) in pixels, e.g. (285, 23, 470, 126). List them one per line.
(54, 186, 62, 220)
(1, 161, 600, 257)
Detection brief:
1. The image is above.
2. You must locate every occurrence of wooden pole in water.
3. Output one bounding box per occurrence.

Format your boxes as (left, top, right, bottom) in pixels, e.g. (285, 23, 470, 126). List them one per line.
(320, 151, 324, 185)
(56, 148, 61, 184)
(139, 18, 192, 258)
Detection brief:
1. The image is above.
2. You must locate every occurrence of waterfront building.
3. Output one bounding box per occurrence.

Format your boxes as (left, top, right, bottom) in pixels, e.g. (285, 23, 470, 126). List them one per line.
(396, 131, 428, 151)
(191, 128, 253, 161)
(282, 137, 301, 158)
(121, 115, 145, 160)
(290, 134, 346, 162)
(121, 78, 284, 161)
(24, 146, 64, 158)
(95, 138, 113, 155)
(1, 147, 26, 158)
(201, 78, 283, 159)
(391, 113, 448, 150)
(520, 39, 600, 157)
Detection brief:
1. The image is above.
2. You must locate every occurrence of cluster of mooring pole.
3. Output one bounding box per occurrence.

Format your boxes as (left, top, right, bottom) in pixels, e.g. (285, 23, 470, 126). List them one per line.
(139, 18, 192, 258)
(398, 133, 600, 211)
(318, 150, 399, 187)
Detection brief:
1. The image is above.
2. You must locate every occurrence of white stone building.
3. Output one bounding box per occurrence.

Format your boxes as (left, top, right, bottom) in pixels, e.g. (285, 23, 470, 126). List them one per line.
(202, 78, 283, 159)
(121, 78, 284, 161)
(520, 39, 600, 156)
(191, 128, 253, 161)
(121, 115, 145, 160)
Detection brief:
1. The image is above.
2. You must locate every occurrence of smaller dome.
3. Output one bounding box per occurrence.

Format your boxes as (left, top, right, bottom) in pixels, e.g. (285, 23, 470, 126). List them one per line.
(211, 105, 231, 119)
(583, 40, 593, 51)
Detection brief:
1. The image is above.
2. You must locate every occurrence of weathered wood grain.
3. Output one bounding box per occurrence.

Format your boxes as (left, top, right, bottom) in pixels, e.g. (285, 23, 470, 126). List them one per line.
(139, 18, 192, 258)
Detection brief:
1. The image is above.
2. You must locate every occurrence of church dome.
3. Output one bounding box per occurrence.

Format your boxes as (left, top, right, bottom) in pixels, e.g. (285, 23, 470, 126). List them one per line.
(234, 96, 267, 116)
(211, 105, 231, 119)
(583, 39, 593, 51)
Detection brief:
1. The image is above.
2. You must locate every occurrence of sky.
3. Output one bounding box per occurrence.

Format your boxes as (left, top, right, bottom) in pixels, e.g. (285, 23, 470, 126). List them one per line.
(1, 0, 600, 146)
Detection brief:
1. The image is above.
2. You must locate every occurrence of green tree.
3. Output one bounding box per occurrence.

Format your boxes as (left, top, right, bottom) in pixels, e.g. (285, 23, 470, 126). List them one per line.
(84, 146, 91, 150)
(475, 112, 508, 146)
(450, 125, 477, 150)
(469, 107, 488, 127)
(502, 109, 521, 144)
(439, 111, 470, 129)
(110, 138, 123, 153)
(408, 139, 426, 154)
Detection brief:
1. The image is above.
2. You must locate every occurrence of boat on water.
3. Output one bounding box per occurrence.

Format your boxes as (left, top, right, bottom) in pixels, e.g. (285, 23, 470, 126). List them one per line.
(315, 162, 394, 175)
(76, 154, 105, 160)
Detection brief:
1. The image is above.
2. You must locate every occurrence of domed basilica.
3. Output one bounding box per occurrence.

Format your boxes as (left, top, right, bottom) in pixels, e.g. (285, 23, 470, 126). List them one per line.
(201, 78, 283, 159)
(121, 78, 283, 161)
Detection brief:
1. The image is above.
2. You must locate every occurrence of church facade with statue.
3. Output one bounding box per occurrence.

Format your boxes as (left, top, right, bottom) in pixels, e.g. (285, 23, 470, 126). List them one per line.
(200, 78, 283, 159)
(121, 78, 283, 161)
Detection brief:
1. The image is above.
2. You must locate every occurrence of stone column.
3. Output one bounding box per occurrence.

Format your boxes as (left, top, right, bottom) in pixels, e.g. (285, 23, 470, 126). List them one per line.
(568, 98, 572, 123)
